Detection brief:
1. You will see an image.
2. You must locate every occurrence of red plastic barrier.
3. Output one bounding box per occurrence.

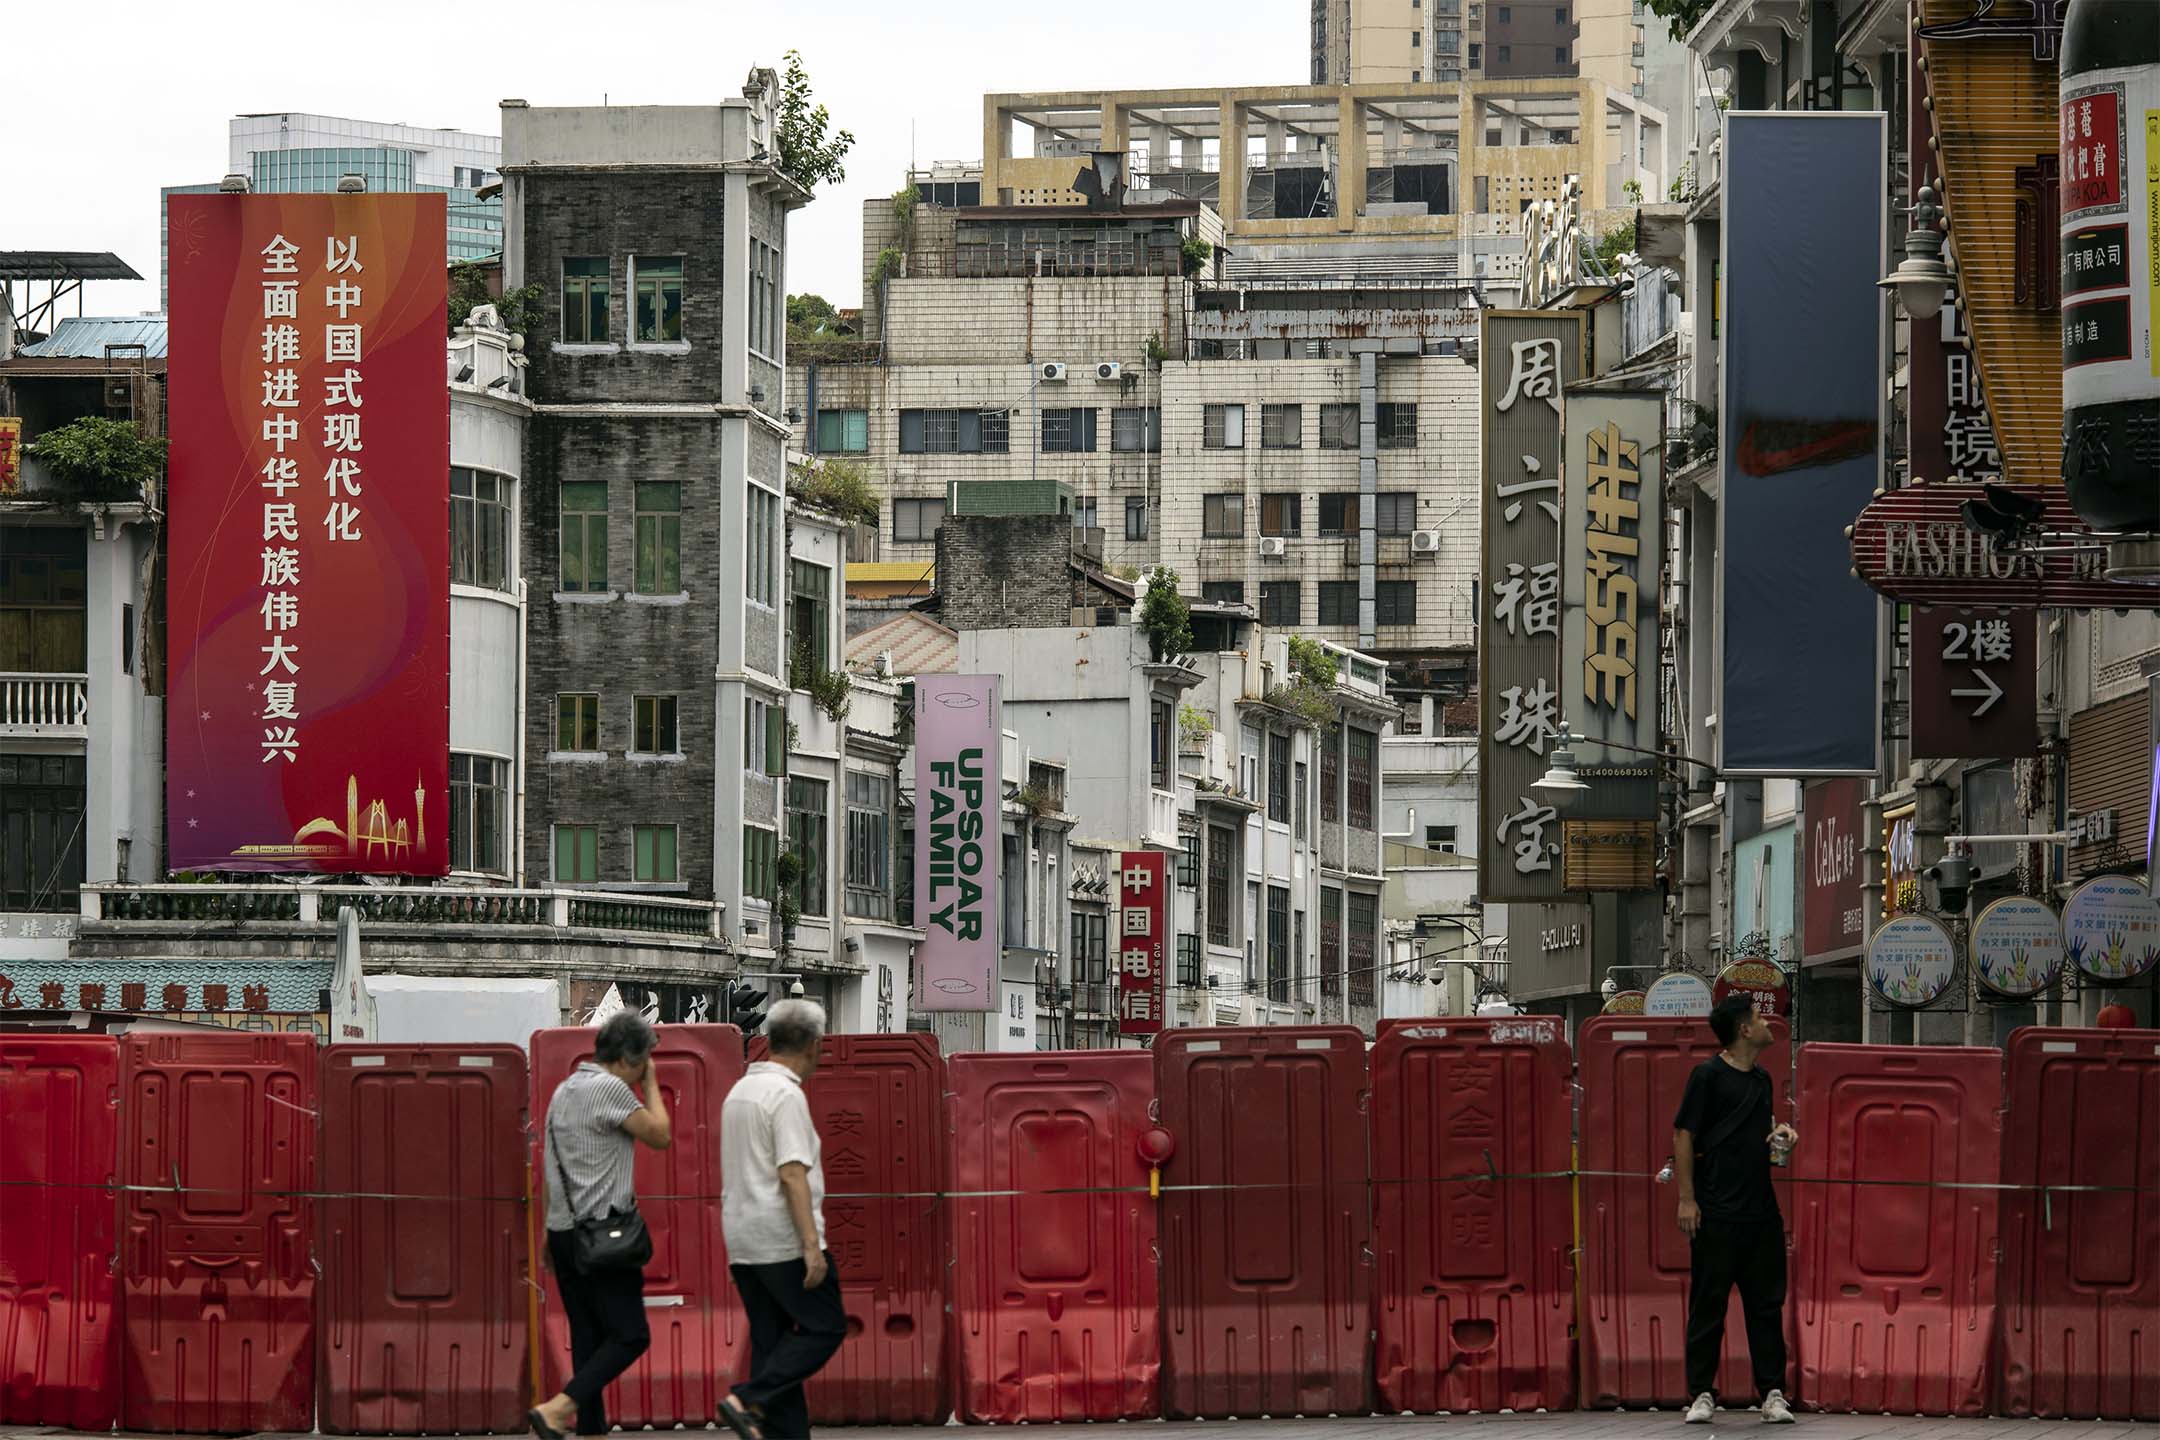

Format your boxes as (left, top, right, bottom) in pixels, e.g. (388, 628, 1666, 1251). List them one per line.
(947, 1049, 1159, 1423)
(1156, 1026, 1372, 1419)
(531, 1024, 745, 1429)
(1998, 1026, 2160, 1420)
(119, 1032, 318, 1434)
(1371, 1016, 1576, 1413)
(317, 1045, 530, 1434)
(750, 1031, 950, 1424)
(1792, 1043, 2001, 1416)
(0, 1034, 120, 1429)
(1577, 1017, 1795, 1409)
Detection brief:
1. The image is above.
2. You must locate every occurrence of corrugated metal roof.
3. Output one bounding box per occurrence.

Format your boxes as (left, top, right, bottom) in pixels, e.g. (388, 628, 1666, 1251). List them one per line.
(845, 612, 958, 679)
(17, 316, 169, 359)
(0, 251, 141, 282)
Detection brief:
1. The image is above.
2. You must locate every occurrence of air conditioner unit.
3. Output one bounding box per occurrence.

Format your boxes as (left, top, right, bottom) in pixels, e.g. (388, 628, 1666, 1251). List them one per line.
(1411, 529, 1443, 555)
(1095, 361, 1122, 382)
(1040, 361, 1068, 382)
(1259, 536, 1287, 558)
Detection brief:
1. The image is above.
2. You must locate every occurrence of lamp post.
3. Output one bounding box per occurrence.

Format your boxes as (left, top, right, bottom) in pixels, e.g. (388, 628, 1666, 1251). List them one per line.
(1532, 721, 1716, 812)
(1878, 184, 1952, 321)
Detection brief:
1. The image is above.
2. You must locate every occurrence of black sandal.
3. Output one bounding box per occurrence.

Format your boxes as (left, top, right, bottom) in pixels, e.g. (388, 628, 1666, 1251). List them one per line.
(527, 1408, 565, 1440)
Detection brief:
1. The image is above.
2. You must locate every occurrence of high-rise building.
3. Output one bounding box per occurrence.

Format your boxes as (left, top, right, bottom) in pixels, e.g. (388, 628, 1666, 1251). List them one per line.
(162, 113, 503, 303)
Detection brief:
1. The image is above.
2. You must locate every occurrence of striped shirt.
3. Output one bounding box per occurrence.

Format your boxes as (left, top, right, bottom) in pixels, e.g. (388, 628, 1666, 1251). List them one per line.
(544, 1063, 641, 1233)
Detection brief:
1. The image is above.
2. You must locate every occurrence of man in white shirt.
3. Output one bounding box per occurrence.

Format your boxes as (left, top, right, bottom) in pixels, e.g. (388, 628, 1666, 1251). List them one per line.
(717, 999, 844, 1440)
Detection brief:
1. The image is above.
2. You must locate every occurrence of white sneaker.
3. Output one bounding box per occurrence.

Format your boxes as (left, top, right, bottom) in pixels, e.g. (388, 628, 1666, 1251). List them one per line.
(1761, 1390, 1795, 1424)
(1685, 1393, 1717, 1424)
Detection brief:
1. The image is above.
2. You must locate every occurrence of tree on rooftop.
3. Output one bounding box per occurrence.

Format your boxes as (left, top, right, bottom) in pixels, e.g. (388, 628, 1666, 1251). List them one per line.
(775, 50, 855, 194)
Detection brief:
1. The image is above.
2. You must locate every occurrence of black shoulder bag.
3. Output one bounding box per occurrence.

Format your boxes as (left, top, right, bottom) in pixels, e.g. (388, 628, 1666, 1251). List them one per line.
(547, 1110, 653, 1275)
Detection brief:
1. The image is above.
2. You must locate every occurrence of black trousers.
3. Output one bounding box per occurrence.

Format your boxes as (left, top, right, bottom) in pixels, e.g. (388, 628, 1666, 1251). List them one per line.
(548, 1231, 651, 1435)
(1685, 1217, 1788, 1402)
(730, 1254, 847, 1440)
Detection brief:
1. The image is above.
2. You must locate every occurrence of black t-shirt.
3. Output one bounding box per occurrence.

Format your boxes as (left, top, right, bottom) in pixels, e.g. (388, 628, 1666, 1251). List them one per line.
(1672, 1055, 1779, 1223)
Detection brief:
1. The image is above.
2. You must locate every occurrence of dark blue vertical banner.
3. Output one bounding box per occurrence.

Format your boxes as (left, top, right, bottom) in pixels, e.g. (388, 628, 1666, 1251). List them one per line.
(1720, 112, 1886, 776)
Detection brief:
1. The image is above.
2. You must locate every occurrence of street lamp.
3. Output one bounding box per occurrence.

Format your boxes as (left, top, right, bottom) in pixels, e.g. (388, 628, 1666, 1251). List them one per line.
(1879, 184, 1951, 321)
(1533, 721, 1716, 812)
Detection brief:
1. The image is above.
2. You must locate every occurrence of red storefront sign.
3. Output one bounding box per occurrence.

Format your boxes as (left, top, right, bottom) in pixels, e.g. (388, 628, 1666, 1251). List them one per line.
(165, 193, 448, 874)
(1803, 778, 1866, 964)
(1116, 851, 1168, 1035)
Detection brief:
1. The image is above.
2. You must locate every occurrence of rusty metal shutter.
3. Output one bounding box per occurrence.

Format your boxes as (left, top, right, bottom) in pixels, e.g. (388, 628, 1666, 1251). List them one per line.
(2066, 691, 2154, 879)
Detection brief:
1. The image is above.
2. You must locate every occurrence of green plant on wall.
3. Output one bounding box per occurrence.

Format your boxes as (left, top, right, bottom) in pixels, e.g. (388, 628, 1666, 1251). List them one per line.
(1181, 234, 1214, 277)
(892, 183, 919, 228)
(1140, 567, 1193, 663)
(787, 458, 878, 525)
(448, 264, 544, 337)
(1146, 331, 1167, 365)
(1177, 701, 1214, 749)
(1286, 634, 1339, 690)
(773, 849, 803, 965)
(24, 417, 166, 504)
(775, 50, 855, 193)
(872, 247, 904, 290)
(1622, 178, 1644, 204)
(791, 643, 854, 723)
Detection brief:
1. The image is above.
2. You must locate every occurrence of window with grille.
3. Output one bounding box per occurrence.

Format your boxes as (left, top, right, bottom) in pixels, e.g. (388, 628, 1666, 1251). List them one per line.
(1203, 403, 1245, 449)
(1375, 580, 1417, 626)
(1374, 491, 1417, 534)
(1206, 824, 1236, 946)
(1177, 933, 1202, 987)
(1177, 831, 1200, 887)
(1318, 582, 1358, 627)
(1112, 407, 1161, 452)
(1347, 727, 1377, 829)
(1201, 580, 1244, 605)
(1268, 732, 1291, 824)
(1151, 701, 1174, 789)
(898, 408, 1009, 453)
(1261, 404, 1303, 449)
(845, 771, 892, 918)
(1322, 732, 1341, 822)
(1319, 493, 1359, 535)
(1376, 402, 1418, 449)
(1041, 407, 1098, 453)
(1348, 891, 1378, 1004)
(1261, 492, 1302, 536)
(787, 777, 829, 917)
(1260, 581, 1300, 626)
(1073, 497, 1099, 530)
(1070, 908, 1108, 982)
(1294, 761, 1309, 840)
(1319, 403, 1358, 449)
(1268, 885, 1291, 1002)
(1320, 885, 1342, 997)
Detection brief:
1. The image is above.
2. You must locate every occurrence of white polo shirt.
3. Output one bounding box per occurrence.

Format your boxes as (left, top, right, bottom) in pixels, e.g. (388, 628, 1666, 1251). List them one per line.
(721, 1060, 827, 1265)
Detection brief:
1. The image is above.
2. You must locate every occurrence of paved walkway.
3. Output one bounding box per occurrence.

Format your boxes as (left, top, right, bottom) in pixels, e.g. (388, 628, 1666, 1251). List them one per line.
(16, 1415, 2154, 1440)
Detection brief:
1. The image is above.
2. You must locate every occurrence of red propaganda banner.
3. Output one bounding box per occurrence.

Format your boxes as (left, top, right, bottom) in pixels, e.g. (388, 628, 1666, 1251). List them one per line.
(165, 193, 448, 874)
(1116, 850, 1168, 1036)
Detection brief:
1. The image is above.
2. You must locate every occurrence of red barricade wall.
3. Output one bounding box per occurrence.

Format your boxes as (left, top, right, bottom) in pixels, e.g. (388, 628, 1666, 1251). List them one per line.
(1578, 1017, 1795, 1408)
(1793, 1043, 2001, 1417)
(317, 1045, 529, 1434)
(1998, 1026, 2160, 1420)
(751, 1031, 950, 1425)
(531, 1023, 744, 1429)
(119, 1032, 318, 1434)
(947, 1049, 1159, 1423)
(1372, 1016, 1576, 1413)
(1156, 1026, 1372, 1419)
(0, 1034, 120, 1429)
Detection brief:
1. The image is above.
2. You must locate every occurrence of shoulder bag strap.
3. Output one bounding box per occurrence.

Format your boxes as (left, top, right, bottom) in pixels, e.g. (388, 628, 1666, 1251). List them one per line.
(1697, 1066, 1770, 1155)
(545, 1104, 585, 1225)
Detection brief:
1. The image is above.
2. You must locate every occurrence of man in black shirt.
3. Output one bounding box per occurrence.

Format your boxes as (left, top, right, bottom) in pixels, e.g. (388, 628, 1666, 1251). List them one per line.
(1673, 993, 1797, 1424)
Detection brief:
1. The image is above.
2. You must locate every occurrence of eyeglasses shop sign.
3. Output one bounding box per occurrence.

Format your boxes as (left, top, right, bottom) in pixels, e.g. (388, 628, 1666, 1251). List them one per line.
(914, 675, 1001, 1012)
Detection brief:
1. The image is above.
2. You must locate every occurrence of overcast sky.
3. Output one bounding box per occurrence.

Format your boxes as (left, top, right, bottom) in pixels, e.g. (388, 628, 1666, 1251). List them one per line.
(13, 0, 1305, 321)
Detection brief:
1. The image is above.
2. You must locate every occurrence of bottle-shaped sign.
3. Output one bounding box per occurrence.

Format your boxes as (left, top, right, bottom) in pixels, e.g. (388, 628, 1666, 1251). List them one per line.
(2061, 0, 2160, 533)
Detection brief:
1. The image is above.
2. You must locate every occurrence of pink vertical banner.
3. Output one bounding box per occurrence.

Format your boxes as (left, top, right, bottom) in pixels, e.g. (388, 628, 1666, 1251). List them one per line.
(914, 675, 1001, 1011)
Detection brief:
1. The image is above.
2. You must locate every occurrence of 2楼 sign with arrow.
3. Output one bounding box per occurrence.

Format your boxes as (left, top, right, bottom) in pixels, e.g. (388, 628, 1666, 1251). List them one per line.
(1911, 606, 2039, 759)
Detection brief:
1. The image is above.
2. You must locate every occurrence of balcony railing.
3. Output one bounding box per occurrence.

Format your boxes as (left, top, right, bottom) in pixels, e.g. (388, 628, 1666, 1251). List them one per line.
(83, 883, 726, 940)
(2, 673, 89, 738)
